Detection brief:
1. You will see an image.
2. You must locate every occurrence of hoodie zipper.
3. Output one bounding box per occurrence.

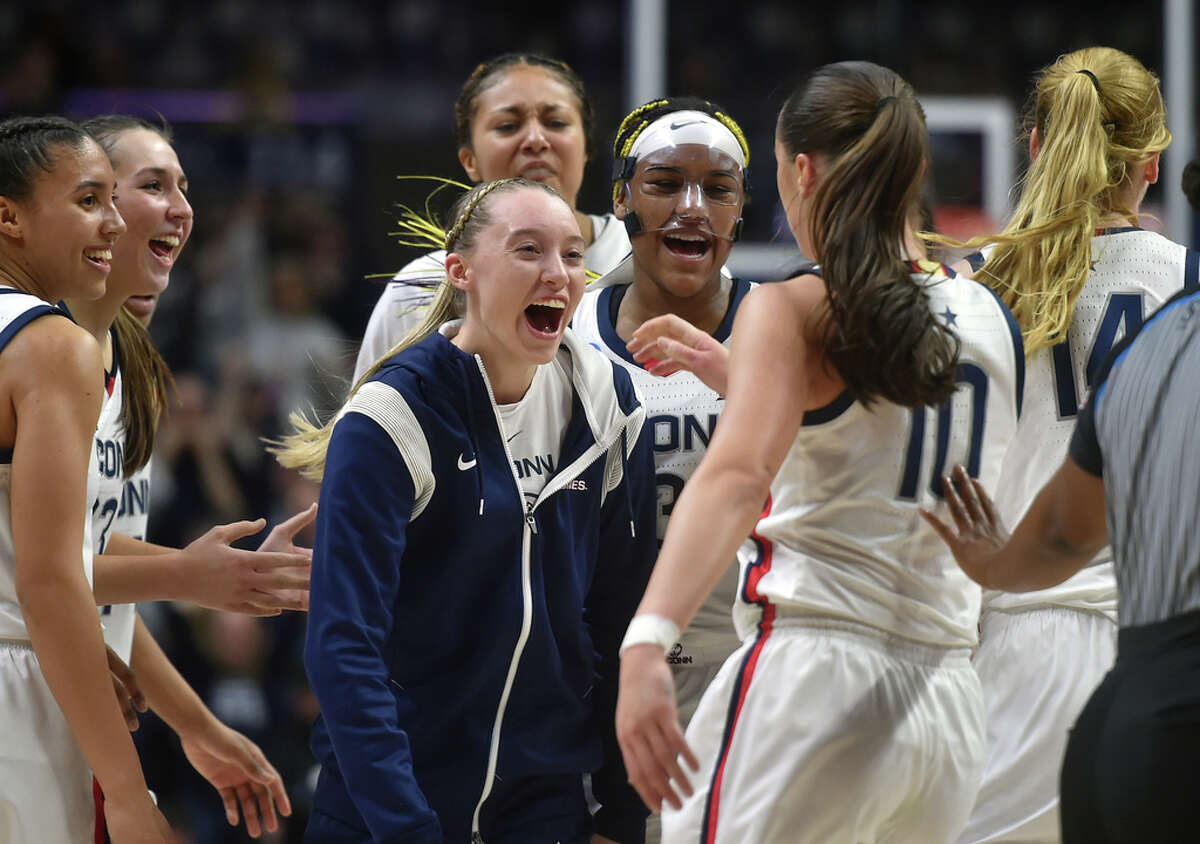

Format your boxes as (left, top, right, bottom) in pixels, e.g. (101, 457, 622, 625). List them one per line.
(468, 353, 637, 841)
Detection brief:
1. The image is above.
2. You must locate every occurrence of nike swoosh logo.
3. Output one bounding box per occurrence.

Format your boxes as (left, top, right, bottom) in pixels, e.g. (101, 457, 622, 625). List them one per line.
(457, 454, 477, 470)
(507, 431, 521, 443)
(669, 120, 702, 130)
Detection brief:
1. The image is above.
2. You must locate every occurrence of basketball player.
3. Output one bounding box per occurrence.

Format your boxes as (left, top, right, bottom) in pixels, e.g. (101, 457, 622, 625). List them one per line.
(0, 115, 171, 843)
(939, 47, 1195, 844)
(277, 179, 656, 844)
(925, 284, 1200, 842)
(354, 53, 630, 380)
(615, 62, 1023, 843)
(569, 94, 752, 844)
(67, 115, 308, 836)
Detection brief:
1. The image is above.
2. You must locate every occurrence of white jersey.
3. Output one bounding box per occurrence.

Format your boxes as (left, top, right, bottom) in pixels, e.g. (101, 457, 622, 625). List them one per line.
(572, 257, 753, 661)
(986, 228, 1200, 620)
(0, 290, 99, 640)
(354, 212, 631, 381)
(733, 262, 1024, 650)
(94, 330, 153, 663)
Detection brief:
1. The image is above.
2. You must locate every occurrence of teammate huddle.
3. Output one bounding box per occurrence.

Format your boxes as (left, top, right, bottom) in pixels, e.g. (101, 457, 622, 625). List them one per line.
(0, 41, 1194, 844)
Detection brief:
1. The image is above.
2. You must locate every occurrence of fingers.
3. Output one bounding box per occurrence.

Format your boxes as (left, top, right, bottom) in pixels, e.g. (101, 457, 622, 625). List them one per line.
(235, 782, 262, 837)
(246, 550, 313, 570)
(252, 779, 280, 834)
(244, 588, 309, 614)
(276, 503, 318, 537)
(214, 518, 268, 543)
(953, 464, 988, 526)
(971, 474, 1001, 527)
(106, 646, 148, 713)
(940, 473, 972, 534)
(229, 603, 284, 617)
(647, 722, 695, 808)
(248, 567, 311, 593)
(220, 786, 240, 828)
(110, 674, 140, 731)
(919, 507, 958, 549)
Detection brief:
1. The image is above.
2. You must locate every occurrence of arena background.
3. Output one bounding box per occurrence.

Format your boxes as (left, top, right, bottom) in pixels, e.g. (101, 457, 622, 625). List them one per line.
(0, 2, 1195, 840)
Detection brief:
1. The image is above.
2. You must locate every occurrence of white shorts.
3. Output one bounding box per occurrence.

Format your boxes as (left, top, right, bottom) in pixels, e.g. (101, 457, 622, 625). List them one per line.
(647, 652, 733, 844)
(0, 639, 94, 844)
(663, 619, 985, 844)
(958, 608, 1117, 844)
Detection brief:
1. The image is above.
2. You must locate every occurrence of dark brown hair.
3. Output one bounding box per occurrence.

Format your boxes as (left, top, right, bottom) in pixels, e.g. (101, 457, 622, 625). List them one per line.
(453, 53, 595, 159)
(777, 61, 958, 408)
(0, 115, 91, 202)
(81, 115, 177, 477)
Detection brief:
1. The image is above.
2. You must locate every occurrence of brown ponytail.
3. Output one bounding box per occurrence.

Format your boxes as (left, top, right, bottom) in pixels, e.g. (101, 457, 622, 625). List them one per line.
(113, 306, 173, 476)
(778, 61, 958, 408)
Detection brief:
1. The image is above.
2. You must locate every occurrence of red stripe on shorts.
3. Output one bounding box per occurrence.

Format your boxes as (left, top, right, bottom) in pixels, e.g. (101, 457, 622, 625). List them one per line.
(93, 776, 106, 844)
(703, 495, 775, 844)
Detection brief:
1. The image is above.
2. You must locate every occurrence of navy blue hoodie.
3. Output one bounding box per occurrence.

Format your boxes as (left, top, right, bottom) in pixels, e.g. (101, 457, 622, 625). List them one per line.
(305, 328, 657, 843)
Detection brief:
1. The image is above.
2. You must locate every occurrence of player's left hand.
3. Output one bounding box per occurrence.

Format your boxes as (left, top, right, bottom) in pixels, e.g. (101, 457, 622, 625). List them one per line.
(591, 836, 619, 844)
(920, 463, 1010, 588)
(181, 722, 292, 838)
(616, 644, 698, 814)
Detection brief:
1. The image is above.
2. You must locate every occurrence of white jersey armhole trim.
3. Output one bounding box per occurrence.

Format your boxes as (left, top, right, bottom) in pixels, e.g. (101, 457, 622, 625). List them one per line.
(343, 381, 436, 519)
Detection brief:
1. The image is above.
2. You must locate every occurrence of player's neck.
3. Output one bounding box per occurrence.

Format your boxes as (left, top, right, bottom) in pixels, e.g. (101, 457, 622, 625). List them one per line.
(618, 270, 730, 343)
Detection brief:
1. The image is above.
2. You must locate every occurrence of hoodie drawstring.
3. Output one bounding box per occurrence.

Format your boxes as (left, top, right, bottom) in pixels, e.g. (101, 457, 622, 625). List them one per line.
(621, 427, 635, 538)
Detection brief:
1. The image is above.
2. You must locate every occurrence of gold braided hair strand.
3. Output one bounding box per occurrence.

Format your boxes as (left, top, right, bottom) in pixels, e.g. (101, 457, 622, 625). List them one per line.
(445, 177, 517, 251)
(712, 110, 751, 164)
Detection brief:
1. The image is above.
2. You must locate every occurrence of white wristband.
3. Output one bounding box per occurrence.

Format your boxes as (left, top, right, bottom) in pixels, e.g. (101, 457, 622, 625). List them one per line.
(620, 613, 681, 656)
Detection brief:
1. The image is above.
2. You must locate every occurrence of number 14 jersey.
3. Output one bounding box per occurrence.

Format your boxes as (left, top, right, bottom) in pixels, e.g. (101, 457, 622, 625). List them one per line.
(986, 228, 1200, 620)
(734, 263, 1023, 650)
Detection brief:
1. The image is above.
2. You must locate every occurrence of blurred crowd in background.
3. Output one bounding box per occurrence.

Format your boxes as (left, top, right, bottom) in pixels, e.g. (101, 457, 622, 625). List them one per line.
(0, 2, 1191, 840)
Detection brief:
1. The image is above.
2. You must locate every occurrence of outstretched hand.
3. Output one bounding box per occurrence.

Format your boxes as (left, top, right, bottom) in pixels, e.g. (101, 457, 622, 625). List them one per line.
(627, 314, 730, 395)
(179, 513, 312, 616)
(181, 722, 292, 838)
(919, 464, 1010, 588)
(615, 644, 699, 814)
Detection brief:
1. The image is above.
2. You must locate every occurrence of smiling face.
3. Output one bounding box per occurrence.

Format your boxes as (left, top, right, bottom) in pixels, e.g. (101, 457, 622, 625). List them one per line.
(617, 143, 743, 299)
(458, 65, 587, 209)
(7, 138, 125, 303)
(448, 187, 586, 380)
(104, 128, 193, 326)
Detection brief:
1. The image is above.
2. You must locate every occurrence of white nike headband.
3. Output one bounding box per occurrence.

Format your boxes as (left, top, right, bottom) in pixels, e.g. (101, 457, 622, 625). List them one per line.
(627, 110, 746, 169)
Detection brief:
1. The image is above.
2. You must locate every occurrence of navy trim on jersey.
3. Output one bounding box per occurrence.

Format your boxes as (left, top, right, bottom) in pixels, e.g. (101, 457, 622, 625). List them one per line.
(978, 283, 1026, 417)
(1184, 249, 1199, 292)
(0, 304, 62, 465)
(1096, 226, 1143, 236)
(1091, 287, 1200, 414)
(594, 278, 753, 366)
(964, 252, 986, 273)
(0, 305, 63, 359)
(801, 390, 855, 425)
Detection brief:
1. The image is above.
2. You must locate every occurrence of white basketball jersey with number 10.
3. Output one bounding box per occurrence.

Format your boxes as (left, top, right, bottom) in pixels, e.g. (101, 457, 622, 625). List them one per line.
(733, 263, 1023, 650)
(986, 228, 1200, 621)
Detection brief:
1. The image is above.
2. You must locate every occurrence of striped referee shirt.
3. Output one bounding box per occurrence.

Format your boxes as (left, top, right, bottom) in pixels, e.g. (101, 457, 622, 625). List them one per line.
(1070, 286, 1200, 628)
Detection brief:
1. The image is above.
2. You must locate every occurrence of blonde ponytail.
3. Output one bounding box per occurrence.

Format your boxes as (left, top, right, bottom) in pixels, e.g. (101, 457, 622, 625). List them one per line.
(933, 47, 1170, 355)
